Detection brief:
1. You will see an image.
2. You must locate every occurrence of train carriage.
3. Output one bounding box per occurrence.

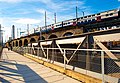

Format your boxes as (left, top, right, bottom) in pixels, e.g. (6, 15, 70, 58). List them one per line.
(33, 9, 120, 34)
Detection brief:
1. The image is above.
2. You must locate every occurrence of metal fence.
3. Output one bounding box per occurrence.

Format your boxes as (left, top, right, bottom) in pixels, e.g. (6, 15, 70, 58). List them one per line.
(13, 46, 120, 83)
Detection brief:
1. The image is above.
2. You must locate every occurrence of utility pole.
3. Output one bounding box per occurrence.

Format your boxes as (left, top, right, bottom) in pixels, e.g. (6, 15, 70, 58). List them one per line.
(17, 28, 19, 38)
(19, 28, 21, 37)
(39, 27, 42, 40)
(12, 25, 15, 39)
(27, 24, 29, 35)
(54, 13, 56, 23)
(76, 6, 78, 19)
(45, 11, 47, 39)
(82, 11, 84, 17)
(45, 11, 47, 29)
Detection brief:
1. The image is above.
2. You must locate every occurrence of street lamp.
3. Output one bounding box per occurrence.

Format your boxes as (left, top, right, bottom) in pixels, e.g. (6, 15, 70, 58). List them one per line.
(75, 6, 85, 17)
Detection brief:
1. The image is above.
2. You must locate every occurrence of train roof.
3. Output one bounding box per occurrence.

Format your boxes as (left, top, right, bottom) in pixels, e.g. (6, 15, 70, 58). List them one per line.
(41, 8, 119, 27)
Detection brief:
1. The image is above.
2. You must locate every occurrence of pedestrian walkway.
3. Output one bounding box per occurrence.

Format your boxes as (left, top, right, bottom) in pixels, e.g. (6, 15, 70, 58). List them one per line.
(0, 48, 80, 83)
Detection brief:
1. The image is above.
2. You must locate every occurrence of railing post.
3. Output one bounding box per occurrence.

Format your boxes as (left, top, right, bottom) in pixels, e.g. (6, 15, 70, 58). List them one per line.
(31, 47, 32, 54)
(47, 48, 49, 62)
(27, 47, 28, 53)
(64, 49, 66, 70)
(28, 47, 29, 53)
(27, 47, 29, 53)
(37, 47, 39, 57)
(40, 48, 42, 59)
(25, 47, 26, 53)
(24, 47, 25, 54)
(101, 51, 105, 83)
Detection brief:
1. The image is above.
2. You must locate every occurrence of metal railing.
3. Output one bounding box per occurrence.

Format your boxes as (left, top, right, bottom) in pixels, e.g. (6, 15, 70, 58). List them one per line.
(13, 46, 120, 83)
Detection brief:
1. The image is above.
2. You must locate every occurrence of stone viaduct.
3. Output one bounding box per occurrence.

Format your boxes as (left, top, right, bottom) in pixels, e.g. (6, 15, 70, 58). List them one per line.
(6, 26, 83, 47)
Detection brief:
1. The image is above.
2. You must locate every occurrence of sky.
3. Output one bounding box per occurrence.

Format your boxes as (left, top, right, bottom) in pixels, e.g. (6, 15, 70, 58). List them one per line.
(0, 0, 120, 42)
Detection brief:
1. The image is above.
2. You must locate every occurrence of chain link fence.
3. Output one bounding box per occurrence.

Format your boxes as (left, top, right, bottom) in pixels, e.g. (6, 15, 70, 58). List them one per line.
(13, 46, 120, 83)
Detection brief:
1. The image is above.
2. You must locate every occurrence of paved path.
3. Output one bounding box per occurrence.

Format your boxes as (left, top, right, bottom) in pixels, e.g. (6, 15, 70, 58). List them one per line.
(0, 48, 80, 83)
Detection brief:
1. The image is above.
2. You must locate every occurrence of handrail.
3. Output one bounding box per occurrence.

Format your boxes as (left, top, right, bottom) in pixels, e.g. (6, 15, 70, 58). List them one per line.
(33, 47, 120, 52)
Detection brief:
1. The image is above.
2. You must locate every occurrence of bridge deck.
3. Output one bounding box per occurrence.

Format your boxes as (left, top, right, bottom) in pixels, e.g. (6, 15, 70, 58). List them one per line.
(0, 48, 80, 83)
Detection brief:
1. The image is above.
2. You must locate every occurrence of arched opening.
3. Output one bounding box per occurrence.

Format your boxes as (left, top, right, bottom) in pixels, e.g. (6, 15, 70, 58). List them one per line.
(24, 39, 28, 46)
(13, 42, 14, 47)
(38, 36, 45, 41)
(8, 42, 11, 47)
(49, 34, 57, 39)
(63, 32, 73, 37)
(16, 41, 18, 46)
(30, 38, 36, 43)
(19, 40, 22, 47)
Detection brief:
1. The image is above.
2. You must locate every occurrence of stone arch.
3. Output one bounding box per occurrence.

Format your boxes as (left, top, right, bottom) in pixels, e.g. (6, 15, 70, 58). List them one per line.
(16, 41, 18, 46)
(38, 36, 45, 41)
(48, 34, 58, 39)
(63, 32, 73, 37)
(24, 39, 28, 46)
(8, 42, 11, 47)
(13, 42, 15, 47)
(30, 38, 36, 43)
(19, 40, 22, 47)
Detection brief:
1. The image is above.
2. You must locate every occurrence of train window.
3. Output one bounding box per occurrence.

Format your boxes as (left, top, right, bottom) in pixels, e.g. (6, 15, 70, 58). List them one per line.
(85, 20, 87, 22)
(88, 15, 91, 17)
(77, 18, 80, 20)
(73, 19, 76, 20)
(97, 13, 100, 15)
(110, 13, 113, 16)
(106, 14, 109, 16)
(119, 11, 120, 17)
(81, 21, 83, 23)
(68, 22, 70, 24)
(84, 16, 87, 18)
(92, 19, 95, 21)
(92, 14, 95, 16)
(88, 20, 91, 22)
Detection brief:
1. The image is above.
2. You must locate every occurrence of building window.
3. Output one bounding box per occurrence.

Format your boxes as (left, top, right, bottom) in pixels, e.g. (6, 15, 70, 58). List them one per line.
(84, 16, 87, 18)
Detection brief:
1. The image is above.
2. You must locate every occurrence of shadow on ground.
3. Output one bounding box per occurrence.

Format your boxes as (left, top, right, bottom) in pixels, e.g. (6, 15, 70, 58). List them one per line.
(0, 60, 47, 83)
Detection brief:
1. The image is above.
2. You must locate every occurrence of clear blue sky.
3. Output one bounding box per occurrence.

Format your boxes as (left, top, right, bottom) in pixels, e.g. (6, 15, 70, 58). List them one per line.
(0, 0, 120, 42)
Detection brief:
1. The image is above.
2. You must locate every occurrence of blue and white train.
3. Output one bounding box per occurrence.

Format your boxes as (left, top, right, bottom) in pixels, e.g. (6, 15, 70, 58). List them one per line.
(33, 9, 120, 34)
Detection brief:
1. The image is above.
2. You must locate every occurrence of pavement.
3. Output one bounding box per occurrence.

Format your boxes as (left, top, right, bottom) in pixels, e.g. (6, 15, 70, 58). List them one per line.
(0, 48, 81, 83)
